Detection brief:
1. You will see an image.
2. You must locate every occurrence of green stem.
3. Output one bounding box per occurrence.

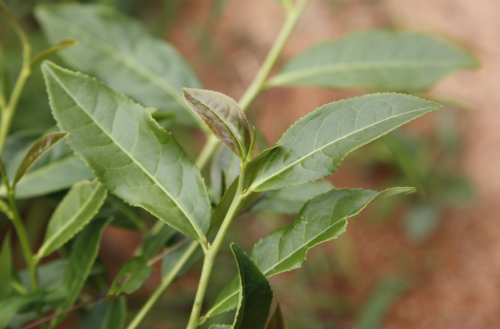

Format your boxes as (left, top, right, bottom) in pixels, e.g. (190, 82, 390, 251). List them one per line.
(126, 241, 200, 329)
(186, 164, 247, 329)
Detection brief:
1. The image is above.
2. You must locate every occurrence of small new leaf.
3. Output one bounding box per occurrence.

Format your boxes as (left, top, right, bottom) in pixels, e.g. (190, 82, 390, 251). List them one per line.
(183, 88, 251, 159)
(107, 257, 152, 297)
(266, 303, 286, 329)
(13, 132, 68, 186)
(231, 243, 273, 329)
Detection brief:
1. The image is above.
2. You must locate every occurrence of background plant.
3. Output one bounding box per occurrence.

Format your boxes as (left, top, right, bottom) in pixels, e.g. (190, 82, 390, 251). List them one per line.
(0, 0, 478, 328)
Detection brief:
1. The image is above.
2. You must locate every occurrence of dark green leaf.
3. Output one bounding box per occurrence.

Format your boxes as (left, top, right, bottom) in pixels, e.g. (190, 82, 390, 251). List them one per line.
(107, 257, 152, 297)
(0, 233, 12, 300)
(251, 181, 334, 214)
(266, 303, 286, 329)
(13, 132, 68, 186)
(248, 94, 441, 192)
(140, 222, 176, 260)
(81, 298, 126, 329)
(35, 4, 203, 127)
(35, 179, 108, 261)
(355, 278, 408, 329)
(183, 88, 251, 159)
(42, 61, 212, 246)
(205, 187, 414, 319)
(99, 195, 144, 231)
(52, 216, 111, 326)
(211, 145, 240, 203)
(231, 243, 273, 329)
(268, 31, 478, 91)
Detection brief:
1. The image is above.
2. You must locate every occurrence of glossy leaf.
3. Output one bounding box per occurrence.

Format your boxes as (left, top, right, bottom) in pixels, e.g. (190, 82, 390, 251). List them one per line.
(231, 243, 273, 329)
(42, 61, 212, 245)
(108, 257, 152, 297)
(52, 216, 110, 326)
(205, 187, 414, 319)
(35, 4, 203, 126)
(251, 181, 334, 214)
(268, 30, 478, 91)
(0, 234, 12, 300)
(266, 303, 286, 329)
(248, 94, 441, 192)
(81, 298, 126, 329)
(13, 132, 69, 186)
(210, 145, 240, 203)
(35, 179, 108, 260)
(183, 88, 251, 159)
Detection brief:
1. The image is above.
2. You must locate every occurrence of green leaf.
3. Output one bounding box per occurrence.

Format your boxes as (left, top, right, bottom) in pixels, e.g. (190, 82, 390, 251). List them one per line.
(162, 241, 203, 279)
(35, 179, 108, 261)
(205, 187, 414, 319)
(99, 195, 144, 231)
(251, 181, 334, 214)
(231, 243, 273, 329)
(140, 222, 176, 260)
(35, 4, 203, 127)
(18, 260, 67, 291)
(183, 88, 251, 159)
(266, 303, 286, 329)
(52, 216, 111, 326)
(13, 132, 69, 186)
(248, 94, 441, 192)
(355, 278, 408, 329)
(210, 144, 240, 203)
(42, 61, 212, 246)
(209, 326, 232, 329)
(81, 298, 126, 329)
(0, 234, 12, 300)
(107, 257, 152, 297)
(268, 30, 478, 91)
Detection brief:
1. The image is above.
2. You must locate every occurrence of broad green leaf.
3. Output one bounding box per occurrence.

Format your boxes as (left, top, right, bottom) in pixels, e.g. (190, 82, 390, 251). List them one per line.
(0, 291, 64, 329)
(231, 243, 273, 329)
(211, 144, 240, 203)
(107, 257, 152, 297)
(35, 4, 203, 127)
(183, 88, 251, 159)
(268, 30, 478, 91)
(13, 132, 69, 186)
(35, 179, 108, 260)
(266, 303, 286, 329)
(0, 234, 12, 300)
(355, 278, 407, 329)
(205, 187, 414, 319)
(251, 181, 334, 214)
(81, 298, 126, 329)
(52, 216, 110, 326)
(140, 222, 176, 260)
(248, 94, 441, 192)
(42, 61, 212, 246)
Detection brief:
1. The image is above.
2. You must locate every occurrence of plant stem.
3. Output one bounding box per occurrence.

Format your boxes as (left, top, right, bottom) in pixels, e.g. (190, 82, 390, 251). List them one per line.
(126, 241, 200, 329)
(186, 164, 247, 329)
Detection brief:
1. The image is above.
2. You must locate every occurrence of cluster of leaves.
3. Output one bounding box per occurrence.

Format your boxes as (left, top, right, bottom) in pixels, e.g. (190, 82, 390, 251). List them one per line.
(0, 0, 477, 328)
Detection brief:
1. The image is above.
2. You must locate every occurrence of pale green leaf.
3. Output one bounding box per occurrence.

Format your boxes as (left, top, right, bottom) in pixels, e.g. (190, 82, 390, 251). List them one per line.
(81, 298, 126, 329)
(183, 88, 251, 159)
(248, 93, 441, 192)
(0, 234, 12, 300)
(231, 243, 273, 329)
(268, 30, 478, 91)
(35, 179, 108, 261)
(53, 217, 110, 326)
(205, 187, 414, 319)
(35, 4, 203, 126)
(107, 257, 152, 297)
(251, 181, 334, 214)
(266, 303, 286, 329)
(42, 61, 212, 246)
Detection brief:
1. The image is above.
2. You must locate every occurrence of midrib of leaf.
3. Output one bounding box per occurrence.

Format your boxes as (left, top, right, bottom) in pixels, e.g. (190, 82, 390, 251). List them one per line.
(46, 13, 199, 124)
(249, 105, 436, 191)
(268, 60, 469, 86)
(195, 96, 246, 157)
(36, 182, 103, 258)
(46, 68, 206, 244)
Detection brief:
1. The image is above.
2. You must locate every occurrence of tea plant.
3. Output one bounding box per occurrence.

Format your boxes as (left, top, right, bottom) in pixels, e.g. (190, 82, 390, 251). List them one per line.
(0, 0, 477, 328)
